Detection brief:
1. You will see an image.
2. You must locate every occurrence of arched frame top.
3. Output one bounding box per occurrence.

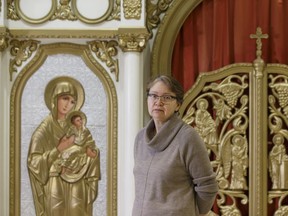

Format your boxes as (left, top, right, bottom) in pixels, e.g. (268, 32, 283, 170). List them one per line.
(9, 43, 118, 216)
(151, 0, 202, 77)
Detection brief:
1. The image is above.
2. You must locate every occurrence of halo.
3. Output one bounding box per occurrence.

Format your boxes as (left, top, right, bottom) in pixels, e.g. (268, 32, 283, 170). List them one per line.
(44, 76, 85, 111)
(67, 110, 87, 126)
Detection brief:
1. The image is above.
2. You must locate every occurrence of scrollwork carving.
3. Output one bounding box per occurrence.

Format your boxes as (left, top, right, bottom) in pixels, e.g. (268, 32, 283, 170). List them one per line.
(217, 190, 248, 216)
(7, 0, 20, 20)
(269, 191, 288, 216)
(182, 74, 249, 215)
(50, 0, 77, 21)
(123, 0, 141, 19)
(9, 39, 40, 80)
(107, 0, 121, 21)
(146, 0, 174, 37)
(89, 40, 119, 81)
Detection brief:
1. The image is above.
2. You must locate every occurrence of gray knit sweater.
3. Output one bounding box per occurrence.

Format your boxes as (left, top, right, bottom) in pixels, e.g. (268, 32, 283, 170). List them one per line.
(132, 114, 218, 216)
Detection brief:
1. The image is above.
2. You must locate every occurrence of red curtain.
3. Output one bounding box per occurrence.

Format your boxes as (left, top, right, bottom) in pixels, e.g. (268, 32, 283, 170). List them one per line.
(172, 0, 288, 92)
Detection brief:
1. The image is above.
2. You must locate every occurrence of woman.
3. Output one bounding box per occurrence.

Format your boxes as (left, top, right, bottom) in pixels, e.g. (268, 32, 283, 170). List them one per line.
(27, 76, 100, 216)
(132, 75, 218, 216)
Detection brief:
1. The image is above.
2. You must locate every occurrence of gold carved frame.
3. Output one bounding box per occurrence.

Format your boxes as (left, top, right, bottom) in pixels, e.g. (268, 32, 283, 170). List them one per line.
(178, 50, 288, 215)
(150, 0, 202, 77)
(9, 43, 118, 216)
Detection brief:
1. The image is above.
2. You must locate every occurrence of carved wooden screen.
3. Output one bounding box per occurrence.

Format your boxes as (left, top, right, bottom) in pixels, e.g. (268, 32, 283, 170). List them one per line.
(179, 59, 288, 216)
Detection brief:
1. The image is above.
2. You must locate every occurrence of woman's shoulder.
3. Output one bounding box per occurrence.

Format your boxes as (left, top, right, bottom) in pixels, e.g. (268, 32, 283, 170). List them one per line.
(177, 121, 205, 149)
(178, 121, 198, 137)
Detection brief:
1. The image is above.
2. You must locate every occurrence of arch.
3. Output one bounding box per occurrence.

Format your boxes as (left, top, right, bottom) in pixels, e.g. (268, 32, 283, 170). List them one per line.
(9, 43, 118, 216)
(151, 0, 203, 77)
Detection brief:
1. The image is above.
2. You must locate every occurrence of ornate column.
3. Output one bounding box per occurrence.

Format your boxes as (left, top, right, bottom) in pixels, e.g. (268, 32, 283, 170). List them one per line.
(117, 28, 150, 216)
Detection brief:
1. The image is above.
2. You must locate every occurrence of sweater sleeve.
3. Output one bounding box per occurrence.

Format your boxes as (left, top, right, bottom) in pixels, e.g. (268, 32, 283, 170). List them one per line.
(179, 125, 218, 214)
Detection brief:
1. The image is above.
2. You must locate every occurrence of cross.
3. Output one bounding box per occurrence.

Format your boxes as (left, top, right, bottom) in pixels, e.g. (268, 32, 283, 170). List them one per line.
(250, 27, 268, 59)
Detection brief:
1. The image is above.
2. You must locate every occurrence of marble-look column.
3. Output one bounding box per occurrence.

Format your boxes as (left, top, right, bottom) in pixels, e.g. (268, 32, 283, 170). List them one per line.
(117, 30, 149, 216)
(0, 28, 10, 216)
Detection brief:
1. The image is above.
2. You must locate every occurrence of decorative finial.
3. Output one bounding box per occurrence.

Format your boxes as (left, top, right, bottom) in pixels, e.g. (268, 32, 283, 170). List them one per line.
(250, 27, 268, 60)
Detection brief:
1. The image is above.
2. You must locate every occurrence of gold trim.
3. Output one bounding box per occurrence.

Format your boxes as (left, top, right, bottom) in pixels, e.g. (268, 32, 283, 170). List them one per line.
(7, 27, 151, 40)
(71, 0, 114, 24)
(15, 0, 58, 24)
(123, 0, 141, 20)
(10, 43, 118, 216)
(8, 29, 119, 39)
(151, 0, 202, 77)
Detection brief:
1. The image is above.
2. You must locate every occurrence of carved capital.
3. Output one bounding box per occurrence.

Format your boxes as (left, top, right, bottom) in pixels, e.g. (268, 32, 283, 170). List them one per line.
(123, 0, 142, 19)
(0, 27, 10, 52)
(118, 28, 150, 52)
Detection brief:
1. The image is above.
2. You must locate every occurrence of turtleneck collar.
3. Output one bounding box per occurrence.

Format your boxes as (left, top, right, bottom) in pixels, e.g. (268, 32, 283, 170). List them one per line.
(144, 114, 184, 152)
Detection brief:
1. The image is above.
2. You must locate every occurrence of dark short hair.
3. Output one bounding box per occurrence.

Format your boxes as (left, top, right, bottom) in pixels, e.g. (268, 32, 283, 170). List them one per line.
(146, 75, 184, 104)
(71, 114, 82, 124)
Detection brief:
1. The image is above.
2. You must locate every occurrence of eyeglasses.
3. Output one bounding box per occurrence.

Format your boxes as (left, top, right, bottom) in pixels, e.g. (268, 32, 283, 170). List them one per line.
(147, 93, 177, 103)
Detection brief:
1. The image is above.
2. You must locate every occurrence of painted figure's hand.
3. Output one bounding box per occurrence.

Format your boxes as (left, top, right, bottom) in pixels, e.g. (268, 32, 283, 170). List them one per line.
(57, 135, 75, 152)
(86, 147, 97, 158)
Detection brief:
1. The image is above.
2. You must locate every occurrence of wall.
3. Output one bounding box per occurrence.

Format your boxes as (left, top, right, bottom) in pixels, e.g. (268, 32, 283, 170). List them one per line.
(0, 1, 150, 216)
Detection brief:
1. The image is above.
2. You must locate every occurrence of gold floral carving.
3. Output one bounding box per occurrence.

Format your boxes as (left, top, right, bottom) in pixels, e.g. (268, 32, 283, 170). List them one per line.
(123, 0, 141, 19)
(7, 0, 118, 24)
(50, 0, 77, 21)
(181, 72, 249, 215)
(118, 32, 150, 52)
(89, 40, 119, 81)
(107, 0, 121, 21)
(7, 0, 20, 20)
(146, 0, 174, 36)
(9, 39, 40, 80)
(0, 27, 10, 52)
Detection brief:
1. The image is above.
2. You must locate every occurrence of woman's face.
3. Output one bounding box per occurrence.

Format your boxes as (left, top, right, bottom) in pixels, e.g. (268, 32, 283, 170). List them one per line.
(57, 94, 76, 120)
(147, 81, 180, 124)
